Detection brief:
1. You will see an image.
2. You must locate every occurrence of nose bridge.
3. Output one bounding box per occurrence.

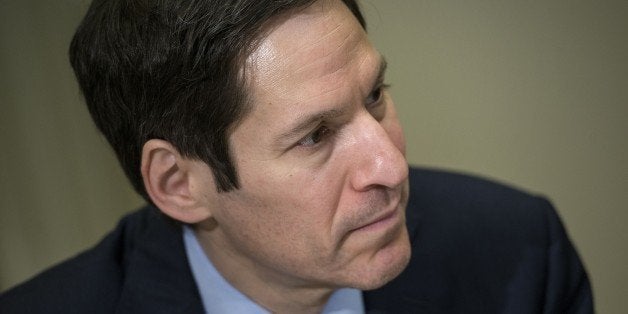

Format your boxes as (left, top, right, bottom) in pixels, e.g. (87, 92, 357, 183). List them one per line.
(349, 112, 408, 190)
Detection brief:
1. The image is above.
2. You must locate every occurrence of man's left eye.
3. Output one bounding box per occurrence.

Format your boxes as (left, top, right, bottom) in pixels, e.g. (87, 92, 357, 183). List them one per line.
(297, 125, 332, 148)
(365, 84, 389, 120)
(366, 86, 384, 106)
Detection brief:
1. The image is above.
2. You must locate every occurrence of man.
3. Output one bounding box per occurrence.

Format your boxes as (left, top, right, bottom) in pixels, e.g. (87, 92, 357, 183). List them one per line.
(0, 0, 593, 313)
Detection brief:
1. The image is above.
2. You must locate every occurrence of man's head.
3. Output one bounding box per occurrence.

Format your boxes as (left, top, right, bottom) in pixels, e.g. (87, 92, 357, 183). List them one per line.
(70, 0, 365, 200)
(71, 0, 410, 306)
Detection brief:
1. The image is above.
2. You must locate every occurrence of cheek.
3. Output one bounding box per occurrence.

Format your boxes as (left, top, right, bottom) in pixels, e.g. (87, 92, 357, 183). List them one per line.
(272, 170, 348, 252)
(284, 172, 344, 226)
(228, 172, 337, 237)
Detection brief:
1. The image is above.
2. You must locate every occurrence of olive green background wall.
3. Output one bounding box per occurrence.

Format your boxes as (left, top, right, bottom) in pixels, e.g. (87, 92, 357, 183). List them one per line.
(1, 1, 626, 312)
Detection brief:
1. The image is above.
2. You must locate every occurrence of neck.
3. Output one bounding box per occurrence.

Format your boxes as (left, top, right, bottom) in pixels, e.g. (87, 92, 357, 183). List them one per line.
(193, 225, 335, 313)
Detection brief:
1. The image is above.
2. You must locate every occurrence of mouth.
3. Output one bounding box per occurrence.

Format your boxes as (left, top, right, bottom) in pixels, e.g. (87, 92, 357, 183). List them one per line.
(342, 183, 409, 241)
(351, 203, 401, 233)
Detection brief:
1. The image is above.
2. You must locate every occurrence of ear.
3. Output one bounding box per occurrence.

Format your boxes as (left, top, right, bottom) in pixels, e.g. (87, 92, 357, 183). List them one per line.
(141, 139, 212, 223)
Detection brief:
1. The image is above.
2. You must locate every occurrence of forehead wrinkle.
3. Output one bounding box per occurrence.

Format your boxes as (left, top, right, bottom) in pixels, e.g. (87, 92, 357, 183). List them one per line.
(269, 22, 343, 71)
(245, 26, 355, 102)
(291, 28, 358, 76)
(291, 79, 345, 105)
(281, 31, 367, 102)
(290, 21, 343, 63)
(258, 33, 365, 103)
(264, 1, 364, 77)
(246, 0, 366, 98)
(254, 42, 382, 111)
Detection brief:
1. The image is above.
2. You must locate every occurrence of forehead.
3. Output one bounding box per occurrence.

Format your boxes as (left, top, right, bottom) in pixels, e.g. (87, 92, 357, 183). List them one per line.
(248, 2, 364, 90)
(238, 0, 380, 142)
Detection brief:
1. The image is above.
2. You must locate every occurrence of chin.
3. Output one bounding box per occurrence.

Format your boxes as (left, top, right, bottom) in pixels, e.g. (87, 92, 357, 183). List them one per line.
(349, 229, 411, 290)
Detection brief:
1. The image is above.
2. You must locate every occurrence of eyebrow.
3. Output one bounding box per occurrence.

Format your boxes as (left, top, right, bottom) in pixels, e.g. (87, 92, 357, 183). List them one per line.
(275, 56, 388, 146)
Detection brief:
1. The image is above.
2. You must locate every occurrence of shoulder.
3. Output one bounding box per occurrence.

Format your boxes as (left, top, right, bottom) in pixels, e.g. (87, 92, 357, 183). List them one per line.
(0, 207, 157, 314)
(405, 166, 557, 261)
(406, 166, 553, 240)
(408, 166, 548, 210)
(364, 167, 593, 313)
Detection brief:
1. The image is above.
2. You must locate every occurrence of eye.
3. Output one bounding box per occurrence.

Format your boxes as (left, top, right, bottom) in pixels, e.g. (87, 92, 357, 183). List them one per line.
(365, 84, 390, 120)
(297, 125, 332, 147)
(366, 85, 384, 107)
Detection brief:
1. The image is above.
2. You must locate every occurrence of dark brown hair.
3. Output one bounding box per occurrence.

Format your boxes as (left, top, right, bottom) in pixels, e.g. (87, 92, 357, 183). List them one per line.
(69, 0, 365, 200)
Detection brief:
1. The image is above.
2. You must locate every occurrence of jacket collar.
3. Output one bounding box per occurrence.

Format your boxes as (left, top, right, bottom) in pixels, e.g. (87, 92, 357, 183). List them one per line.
(115, 207, 205, 314)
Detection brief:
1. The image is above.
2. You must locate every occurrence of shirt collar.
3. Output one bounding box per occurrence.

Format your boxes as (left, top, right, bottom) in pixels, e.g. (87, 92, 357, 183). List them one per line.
(183, 226, 364, 314)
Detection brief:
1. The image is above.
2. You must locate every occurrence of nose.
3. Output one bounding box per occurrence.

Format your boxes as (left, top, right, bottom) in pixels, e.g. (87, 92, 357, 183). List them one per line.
(349, 112, 408, 191)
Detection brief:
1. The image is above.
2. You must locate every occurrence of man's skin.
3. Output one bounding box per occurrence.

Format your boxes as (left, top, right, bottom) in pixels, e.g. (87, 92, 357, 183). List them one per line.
(141, 0, 411, 312)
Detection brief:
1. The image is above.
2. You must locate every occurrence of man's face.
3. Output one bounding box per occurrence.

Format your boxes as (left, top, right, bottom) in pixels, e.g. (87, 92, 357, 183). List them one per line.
(195, 0, 410, 291)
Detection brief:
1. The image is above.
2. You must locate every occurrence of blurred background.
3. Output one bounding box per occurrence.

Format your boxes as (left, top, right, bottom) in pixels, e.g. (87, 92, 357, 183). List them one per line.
(1, 0, 626, 312)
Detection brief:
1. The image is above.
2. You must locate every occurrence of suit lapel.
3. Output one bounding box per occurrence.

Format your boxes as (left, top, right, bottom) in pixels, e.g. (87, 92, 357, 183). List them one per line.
(115, 208, 205, 314)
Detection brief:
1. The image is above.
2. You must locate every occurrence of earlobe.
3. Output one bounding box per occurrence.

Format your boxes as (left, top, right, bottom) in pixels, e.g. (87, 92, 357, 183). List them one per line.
(141, 139, 212, 223)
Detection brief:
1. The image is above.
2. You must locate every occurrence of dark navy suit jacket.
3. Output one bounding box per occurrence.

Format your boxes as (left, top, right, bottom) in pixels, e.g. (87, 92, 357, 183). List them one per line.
(0, 168, 594, 313)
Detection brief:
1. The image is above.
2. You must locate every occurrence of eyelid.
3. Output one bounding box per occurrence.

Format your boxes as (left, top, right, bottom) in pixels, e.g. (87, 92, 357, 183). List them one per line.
(295, 124, 333, 149)
(366, 83, 391, 107)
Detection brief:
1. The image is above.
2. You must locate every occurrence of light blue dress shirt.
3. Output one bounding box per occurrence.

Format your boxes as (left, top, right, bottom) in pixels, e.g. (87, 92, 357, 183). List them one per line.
(183, 226, 365, 314)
